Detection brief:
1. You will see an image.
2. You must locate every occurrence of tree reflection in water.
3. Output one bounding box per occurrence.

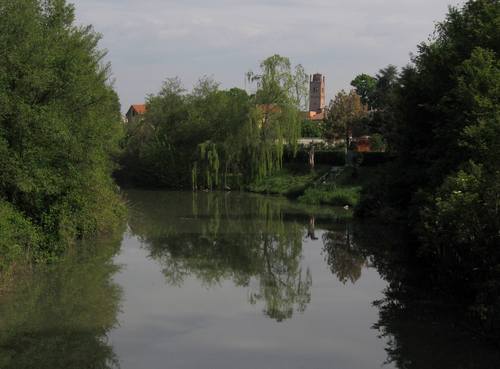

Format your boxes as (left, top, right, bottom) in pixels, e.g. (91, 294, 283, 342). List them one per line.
(127, 191, 324, 322)
(127, 190, 500, 367)
(322, 223, 366, 284)
(344, 224, 500, 369)
(0, 231, 124, 369)
(2, 190, 498, 368)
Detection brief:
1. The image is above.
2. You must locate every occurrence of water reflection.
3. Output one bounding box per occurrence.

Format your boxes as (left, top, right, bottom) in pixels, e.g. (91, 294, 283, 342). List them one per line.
(1, 191, 498, 369)
(345, 224, 500, 369)
(322, 223, 367, 284)
(126, 191, 337, 322)
(0, 233, 124, 369)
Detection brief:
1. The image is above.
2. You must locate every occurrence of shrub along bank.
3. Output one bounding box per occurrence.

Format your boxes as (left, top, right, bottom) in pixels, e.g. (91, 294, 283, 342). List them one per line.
(284, 149, 394, 167)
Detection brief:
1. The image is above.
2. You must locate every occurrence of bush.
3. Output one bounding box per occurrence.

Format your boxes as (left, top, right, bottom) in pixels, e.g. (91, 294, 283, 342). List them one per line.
(0, 201, 41, 272)
(360, 152, 395, 166)
(285, 149, 394, 168)
(420, 163, 500, 331)
(368, 134, 387, 151)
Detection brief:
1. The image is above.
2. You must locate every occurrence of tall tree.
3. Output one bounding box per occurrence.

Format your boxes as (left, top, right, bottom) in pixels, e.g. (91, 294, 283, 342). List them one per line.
(373, 65, 399, 109)
(350, 74, 377, 108)
(357, 0, 500, 332)
(324, 90, 368, 162)
(0, 0, 124, 262)
(246, 54, 306, 179)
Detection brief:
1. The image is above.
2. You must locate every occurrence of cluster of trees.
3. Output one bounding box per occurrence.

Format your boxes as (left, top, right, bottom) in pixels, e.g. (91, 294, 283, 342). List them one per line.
(0, 0, 125, 271)
(302, 69, 397, 154)
(121, 55, 307, 190)
(355, 0, 500, 331)
(321, 64, 401, 152)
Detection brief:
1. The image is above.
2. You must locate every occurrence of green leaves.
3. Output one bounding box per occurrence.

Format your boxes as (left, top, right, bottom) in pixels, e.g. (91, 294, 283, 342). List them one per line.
(350, 73, 377, 107)
(325, 90, 367, 143)
(124, 54, 306, 189)
(0, 0, 125, 264)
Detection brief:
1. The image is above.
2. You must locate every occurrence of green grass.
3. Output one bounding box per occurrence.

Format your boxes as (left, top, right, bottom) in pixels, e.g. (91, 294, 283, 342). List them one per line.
(247, 165, 378, 209)
(295, 166, 377, 207)
(247, 165, 329, 197)
(298, 185, 361, 207)
(296, 166, 377, 207)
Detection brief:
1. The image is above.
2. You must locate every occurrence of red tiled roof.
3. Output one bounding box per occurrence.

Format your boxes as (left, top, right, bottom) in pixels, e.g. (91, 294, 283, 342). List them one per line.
(131, 104, 146, 114)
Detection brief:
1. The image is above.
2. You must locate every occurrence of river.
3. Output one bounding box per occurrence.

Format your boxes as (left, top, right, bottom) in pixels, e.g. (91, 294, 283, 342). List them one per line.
(0, 190, 498, 369)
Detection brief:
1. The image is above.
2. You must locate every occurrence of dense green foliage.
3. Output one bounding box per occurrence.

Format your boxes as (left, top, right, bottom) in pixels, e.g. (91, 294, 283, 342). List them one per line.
(357, 0, 500, 331)
(324, 90, 367, 144)
(0, 0, 124, 268)
(122, 77, 253, 189)
(122, 55, 306, 190)
(0, 203, 40, 274)
(349, 66, 399, 145)
(301, 119, 323, 138)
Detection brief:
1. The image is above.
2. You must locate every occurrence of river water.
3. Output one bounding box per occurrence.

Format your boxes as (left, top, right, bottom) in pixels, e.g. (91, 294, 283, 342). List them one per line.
(0, 190, 499, 369)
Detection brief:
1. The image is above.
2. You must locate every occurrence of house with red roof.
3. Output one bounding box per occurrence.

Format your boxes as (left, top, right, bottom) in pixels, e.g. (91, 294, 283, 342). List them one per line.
(126, 104, 146, 123)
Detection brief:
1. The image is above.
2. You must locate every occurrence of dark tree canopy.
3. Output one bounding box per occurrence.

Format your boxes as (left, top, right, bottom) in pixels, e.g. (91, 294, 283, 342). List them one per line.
(350, 73, 377, 108)
(357, 0, 500, 331)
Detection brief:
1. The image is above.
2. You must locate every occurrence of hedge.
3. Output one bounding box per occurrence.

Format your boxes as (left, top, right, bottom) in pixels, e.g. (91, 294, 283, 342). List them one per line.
(284, 149, 395, 167)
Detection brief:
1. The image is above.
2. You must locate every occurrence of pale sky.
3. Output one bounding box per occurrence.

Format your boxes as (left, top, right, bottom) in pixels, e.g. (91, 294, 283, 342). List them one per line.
(71, 0, 464, 112)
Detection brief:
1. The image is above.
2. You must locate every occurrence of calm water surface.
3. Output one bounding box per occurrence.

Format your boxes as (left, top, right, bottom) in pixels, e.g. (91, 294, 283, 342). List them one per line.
(1, 190, 499, 369)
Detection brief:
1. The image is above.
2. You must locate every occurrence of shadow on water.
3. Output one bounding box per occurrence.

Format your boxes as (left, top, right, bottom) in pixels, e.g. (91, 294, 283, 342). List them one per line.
(0, 231, 124, 369)
(343, 223, 500, 369)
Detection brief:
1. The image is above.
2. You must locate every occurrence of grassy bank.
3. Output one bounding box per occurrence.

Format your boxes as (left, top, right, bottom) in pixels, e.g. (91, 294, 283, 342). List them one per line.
(298, 167, 377, 207)
(247, 165, 330, 197)
(248, 164, 377, 209)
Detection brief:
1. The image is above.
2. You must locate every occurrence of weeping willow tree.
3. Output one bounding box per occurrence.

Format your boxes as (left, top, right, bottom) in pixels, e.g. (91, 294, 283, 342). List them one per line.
(245, 55, 308, 180)
(191, 84, 253, 190)
(192, 55, 308, 190)
(193, 141, 220, 191)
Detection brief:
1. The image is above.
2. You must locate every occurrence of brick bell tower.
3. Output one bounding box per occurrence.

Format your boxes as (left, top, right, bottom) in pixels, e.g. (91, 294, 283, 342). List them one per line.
(309, 73, 326, 113)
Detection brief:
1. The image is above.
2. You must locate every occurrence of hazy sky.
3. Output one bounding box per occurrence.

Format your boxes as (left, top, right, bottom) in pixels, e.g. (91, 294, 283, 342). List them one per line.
(71, 0, 464, 112)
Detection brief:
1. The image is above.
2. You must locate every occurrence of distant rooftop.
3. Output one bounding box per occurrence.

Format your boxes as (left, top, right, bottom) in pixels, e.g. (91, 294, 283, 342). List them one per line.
(130, 104, 146, 114)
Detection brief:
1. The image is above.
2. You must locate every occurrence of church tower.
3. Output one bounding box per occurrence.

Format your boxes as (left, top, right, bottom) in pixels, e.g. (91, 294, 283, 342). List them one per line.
(309, 73, 326, 113)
